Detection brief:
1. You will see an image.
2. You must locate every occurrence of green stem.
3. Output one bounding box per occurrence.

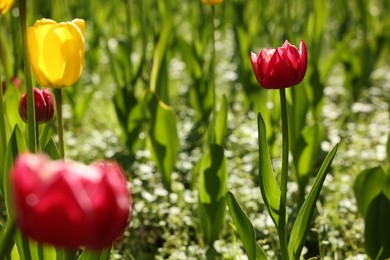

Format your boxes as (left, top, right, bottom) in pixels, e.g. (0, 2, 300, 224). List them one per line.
(19, 0, 37, 153)
(0, 75, 7, 161)
(210, 5, 216, 144)
(54, 89, 64, 159)
(0, 220, 16, 259)
(278, 88, 289, 259)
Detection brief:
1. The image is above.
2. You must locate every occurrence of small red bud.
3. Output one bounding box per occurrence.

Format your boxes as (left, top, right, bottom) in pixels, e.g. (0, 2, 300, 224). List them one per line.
(18, 87, 55, 123)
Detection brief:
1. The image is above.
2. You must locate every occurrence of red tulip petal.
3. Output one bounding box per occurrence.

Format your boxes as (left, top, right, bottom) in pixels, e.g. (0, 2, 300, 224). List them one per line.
(250, 52, 262, 85)
(42, 88, 54, 122)
(262, 49, 295, 88)
(294, 40, 308, 85)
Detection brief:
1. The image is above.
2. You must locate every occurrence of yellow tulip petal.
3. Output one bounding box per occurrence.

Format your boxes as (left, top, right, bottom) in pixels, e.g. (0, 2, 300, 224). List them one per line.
(0, 0, 15, 14)
(27, 18, 85, 88)
(28, 20, 58, 86)
(72, 19, 85, 36)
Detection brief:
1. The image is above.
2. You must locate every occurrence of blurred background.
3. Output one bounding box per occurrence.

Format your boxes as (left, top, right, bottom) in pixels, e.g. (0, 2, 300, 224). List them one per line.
(1, 0, 389, 259)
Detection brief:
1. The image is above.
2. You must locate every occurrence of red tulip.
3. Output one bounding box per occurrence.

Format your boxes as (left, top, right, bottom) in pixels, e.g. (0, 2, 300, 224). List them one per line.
(11, 153, 132, 249)
(18, 87, 54, 123)
(250, 40, 307, 89)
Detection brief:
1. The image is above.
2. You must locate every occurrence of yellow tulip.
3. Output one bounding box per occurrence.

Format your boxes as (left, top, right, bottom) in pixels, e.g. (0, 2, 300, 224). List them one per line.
(27, 19, 85, 88)
(201, 0, 224, 5)
(0, 0, 15, 14)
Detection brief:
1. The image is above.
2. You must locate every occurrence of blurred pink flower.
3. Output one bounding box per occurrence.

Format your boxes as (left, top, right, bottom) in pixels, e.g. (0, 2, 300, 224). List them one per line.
(11, 153, 132, 249)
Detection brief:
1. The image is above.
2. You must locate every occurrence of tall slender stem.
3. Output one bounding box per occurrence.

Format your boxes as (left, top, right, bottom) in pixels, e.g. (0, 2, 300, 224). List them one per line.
(0, 75, 7, 160)
(54, 89, 64, 159)
(210, 5, 216, 144)
(20, 0, 37, 153)
(278, 88, 289, 259)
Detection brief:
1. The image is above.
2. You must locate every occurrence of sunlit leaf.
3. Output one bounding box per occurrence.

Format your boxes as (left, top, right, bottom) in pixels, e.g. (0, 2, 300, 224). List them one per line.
(288, 144, 338, 260)
(43, 138, 60, 160)
(198, 144, 227, 245)
(257, 113, 280, 227)
(148, 95, 179, 191)
(226, 191, 267, 260)
(353, 166, 388, 217)
(214, 95, 228, 145)
(79, 247, 111, 260)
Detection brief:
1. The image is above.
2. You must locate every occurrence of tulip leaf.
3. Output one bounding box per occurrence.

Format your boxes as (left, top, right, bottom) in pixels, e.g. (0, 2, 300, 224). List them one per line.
(2, 126, 31, 260)
(292, 123, 324, 196)
(226, 191, 267, 260)
(4, 86, 25, 134)
(288, 144, 338, 260)
(257, 113, 280, 227)
(353, 166, 388, 218)
(3, 125, 27, 216)
(43, 138, 61, 160)
(364, 193, 390, 260)
(147, 95, 179, 191)
(78, 248, 110, 260)
(198, 144, 227, 245)
(113, 87, 145, 158)
(214, 95, 228, 145)
(297, 124, 323, 176)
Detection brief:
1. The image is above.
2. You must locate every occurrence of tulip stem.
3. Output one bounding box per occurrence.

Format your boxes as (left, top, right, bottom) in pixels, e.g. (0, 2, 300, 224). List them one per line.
(19, 0, 37, 153)
(0, 75, 7, 161)
(210, 4, 216, 144)
(278, 88, 289, 259)
(54, 89, 65, 159)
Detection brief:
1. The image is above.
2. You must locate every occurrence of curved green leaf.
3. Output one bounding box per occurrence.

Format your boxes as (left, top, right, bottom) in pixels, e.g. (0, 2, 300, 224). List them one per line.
(148, 95, 179, 191)
(288, 144, 338, 260)
(364, 193, 390, 260)
(353, 166, 387, 217)
(226, 191, 267, 260)
(43, 138, 61, 160)
(257, 113, 280, 227)
(214, 95, 228, 145)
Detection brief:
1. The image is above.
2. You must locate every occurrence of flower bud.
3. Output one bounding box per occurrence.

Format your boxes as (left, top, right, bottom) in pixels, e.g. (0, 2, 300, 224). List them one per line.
(18, 87, 55, 123)
(11, 153, 132, 249)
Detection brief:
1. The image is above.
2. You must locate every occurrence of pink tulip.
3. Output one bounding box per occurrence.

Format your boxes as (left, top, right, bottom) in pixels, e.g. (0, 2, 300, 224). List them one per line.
(11, 153, 132, 249)
(250, 40, 307, 89)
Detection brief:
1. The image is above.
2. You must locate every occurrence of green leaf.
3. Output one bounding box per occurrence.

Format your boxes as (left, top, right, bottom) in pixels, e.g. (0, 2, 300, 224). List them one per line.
(353, 166, 388, 217)
(214, 95, 228, 145)
(257, 113, 281, 227)
(364, 193, 390, 260)
(2, 126, 32, 260)
(43, 138, 61, 160)
(78, 247, 111, 260)
(148, 95, 179, 191)
(288, 144, 338, 260)
(198, 144, 227, 245)
(3, 125, 27, 216)
(150, 10, 172, 95)
(4, 85, 25, 135)
(226, 191, 267, 260)
(293, 123, 324, 190)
